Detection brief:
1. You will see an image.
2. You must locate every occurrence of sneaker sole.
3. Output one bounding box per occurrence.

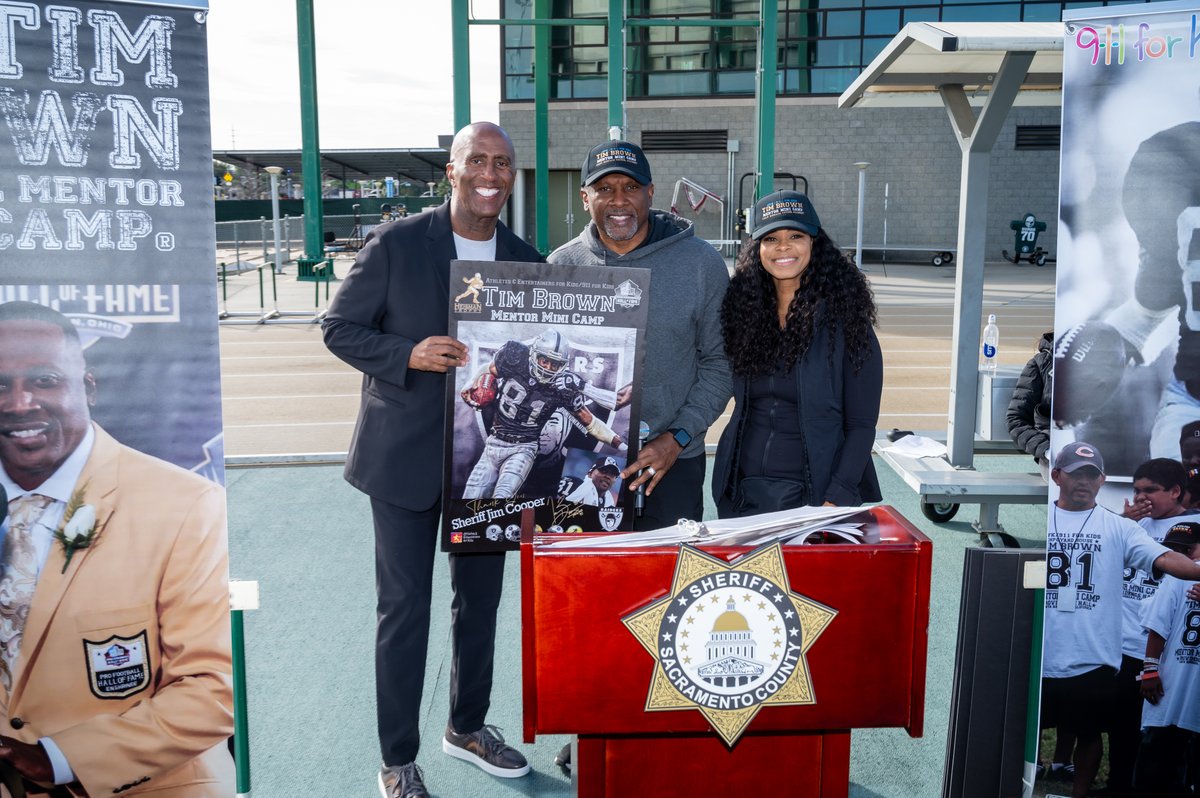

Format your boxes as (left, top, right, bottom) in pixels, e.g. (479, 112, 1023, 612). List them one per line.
(377, 771, 387, 798)
(441, 737, 532, 778)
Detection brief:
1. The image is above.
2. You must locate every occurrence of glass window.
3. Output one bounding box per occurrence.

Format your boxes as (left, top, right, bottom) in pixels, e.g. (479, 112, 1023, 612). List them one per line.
(569, 45, 608, 72)
(506, 75, 534, 100)
(864, 8, 900, 35)
(816, 38, 860, 67)
(825, 10, 861, 37)
(573, 75, 608, 97)
(1022, 3, 1062, 21)
(861, 36, 890, 63)
(646, 70, 712, 94)
(505, 48, 533, 75)
(941, 4, 1020, 21)
(572, 0, 606, 16)
(717, 69, 756, 94)
(809, 66, 859, 94)
(575, 24, 606, 46)
(903, 6, 941, 23)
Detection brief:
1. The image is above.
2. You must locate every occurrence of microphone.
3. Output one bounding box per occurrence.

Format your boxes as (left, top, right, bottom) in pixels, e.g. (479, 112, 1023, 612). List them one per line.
(634, 421, 650, 517)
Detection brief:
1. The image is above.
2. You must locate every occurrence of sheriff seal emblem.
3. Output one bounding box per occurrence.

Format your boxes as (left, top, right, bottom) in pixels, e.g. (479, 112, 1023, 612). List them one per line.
(622, 543, 836, 745)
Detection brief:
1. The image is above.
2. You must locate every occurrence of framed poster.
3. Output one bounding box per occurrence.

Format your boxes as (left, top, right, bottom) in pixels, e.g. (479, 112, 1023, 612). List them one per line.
(442, 260, 650, 552)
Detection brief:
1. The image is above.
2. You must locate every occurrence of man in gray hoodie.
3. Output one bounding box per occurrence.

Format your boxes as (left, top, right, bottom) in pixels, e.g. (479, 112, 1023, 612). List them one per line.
(548, 140, 731, 531)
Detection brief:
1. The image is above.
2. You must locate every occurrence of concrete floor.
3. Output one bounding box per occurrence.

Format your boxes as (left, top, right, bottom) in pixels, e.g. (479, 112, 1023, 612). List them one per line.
(214, 252, 1055, 461)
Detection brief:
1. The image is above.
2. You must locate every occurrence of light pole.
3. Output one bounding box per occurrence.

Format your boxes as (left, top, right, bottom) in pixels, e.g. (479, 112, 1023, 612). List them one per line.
(265, 166, 285, 275)
(854, 162, 870, 270)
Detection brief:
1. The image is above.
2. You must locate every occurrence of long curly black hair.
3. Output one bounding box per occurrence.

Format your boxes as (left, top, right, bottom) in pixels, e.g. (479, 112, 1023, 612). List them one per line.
(721, 228, 877, 377)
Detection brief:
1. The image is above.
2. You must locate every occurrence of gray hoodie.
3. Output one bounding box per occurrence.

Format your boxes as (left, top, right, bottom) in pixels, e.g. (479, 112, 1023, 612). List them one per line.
(548, 210, 732, 458)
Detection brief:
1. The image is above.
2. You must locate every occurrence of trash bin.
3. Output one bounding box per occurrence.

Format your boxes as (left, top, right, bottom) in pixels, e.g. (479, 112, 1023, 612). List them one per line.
(1003, 213, 1049, 265)
(976, 366, 1021, 442)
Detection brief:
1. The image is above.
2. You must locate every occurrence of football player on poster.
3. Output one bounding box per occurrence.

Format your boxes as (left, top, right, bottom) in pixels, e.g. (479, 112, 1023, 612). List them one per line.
(458, 328, 628, 499)
(1055, 9, 1200, 475)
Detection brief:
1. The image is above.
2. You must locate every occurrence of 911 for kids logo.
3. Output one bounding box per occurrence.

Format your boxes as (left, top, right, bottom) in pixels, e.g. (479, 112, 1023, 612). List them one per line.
(622, 543, 836, 745)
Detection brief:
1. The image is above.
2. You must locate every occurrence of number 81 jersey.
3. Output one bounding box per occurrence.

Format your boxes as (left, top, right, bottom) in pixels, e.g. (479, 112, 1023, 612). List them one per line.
(489, 340, 584, 444)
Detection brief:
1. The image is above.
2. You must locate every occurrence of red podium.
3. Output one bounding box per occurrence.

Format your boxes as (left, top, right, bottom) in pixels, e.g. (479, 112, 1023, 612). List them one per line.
(520, 506, 932, 797)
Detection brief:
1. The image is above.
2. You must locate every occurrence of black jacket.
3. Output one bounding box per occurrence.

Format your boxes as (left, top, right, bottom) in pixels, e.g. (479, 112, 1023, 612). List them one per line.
(712, 319, 883, 508)
(323, 203, 543, 509)
(1006, 332, 1054, 460)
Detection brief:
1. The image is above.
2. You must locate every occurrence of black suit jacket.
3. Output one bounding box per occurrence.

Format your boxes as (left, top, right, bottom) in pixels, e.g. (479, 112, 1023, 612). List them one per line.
(323, 203, 543, 510)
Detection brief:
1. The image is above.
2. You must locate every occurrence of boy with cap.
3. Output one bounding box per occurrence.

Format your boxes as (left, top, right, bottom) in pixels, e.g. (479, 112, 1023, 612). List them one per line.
(565, 456, 621, 507)
(549, 140, 730, 531)
(1133, 521, 1200, 796)
(1041, 442, 1200, 798)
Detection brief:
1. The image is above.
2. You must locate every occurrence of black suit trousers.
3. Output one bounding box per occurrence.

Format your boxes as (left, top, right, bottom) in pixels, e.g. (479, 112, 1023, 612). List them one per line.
(371, 497, 506, 766)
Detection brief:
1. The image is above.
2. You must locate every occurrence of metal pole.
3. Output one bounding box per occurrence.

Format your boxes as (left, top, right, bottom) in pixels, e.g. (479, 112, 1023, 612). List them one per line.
(607, 0, 624, 135)
(232, 609, 251, 796)
(534, 0, 550, 255)
(755, 0, 778, 201)
(295, 0, 324, 261)
(220, 262, 228, 318)
(452, 0, 471, 131)
(266, 168, 284, 275)
(259, 217, 267, 265)
(854, 162, 869, 270)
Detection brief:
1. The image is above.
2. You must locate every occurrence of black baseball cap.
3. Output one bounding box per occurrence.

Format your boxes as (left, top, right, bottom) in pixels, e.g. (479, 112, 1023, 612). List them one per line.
(590, 456, 621, 474)
(752, 190, 822, 240)
(1163, 521, 1200, 552)
(1181, 421, 1200, 443)
(1053, 441, 1105, 475)
(582, 141, 652, 187)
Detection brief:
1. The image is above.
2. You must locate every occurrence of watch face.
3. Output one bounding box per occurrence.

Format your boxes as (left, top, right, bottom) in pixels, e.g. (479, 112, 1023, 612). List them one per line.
(672, 428, 691, 447)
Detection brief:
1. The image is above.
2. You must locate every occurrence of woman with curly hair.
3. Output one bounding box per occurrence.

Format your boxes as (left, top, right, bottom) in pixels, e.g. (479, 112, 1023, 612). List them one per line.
(712, 190, 883, 517)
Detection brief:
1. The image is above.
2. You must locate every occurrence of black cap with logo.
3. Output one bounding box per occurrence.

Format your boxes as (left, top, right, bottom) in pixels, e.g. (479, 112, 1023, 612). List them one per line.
(752, 190, 822, 240)
(582, 141, 652, 187)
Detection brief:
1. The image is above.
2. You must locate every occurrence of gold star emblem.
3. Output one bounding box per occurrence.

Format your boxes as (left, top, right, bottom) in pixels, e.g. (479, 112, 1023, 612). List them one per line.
(621, 543, 837, 746)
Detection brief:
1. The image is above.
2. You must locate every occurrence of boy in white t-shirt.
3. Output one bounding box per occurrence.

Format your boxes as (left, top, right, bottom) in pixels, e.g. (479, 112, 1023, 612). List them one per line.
(1134, 521, 1200, 796)
(1040, 442, 1200, 798)
(1110, 458, 1199, 794)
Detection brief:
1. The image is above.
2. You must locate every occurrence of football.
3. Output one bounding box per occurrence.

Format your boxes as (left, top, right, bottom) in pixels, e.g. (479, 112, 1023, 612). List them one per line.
(462, 372, 497, 409)
(1052, 321, 1130, 426)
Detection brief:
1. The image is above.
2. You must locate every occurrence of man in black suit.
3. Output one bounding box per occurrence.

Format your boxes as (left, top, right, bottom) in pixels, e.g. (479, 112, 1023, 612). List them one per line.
(323, 122, 542, 798)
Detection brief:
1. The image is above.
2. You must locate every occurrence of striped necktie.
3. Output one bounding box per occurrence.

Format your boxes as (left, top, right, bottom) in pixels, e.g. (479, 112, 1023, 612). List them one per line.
(0, 494, 52, 690)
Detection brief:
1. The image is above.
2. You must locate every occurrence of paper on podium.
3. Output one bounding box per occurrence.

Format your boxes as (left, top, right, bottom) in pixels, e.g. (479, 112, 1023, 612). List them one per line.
(537, 505, 880, 549)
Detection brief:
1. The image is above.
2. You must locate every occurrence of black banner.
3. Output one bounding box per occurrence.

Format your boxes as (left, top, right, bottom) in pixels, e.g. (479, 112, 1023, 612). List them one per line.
(0, 1, 222, 479)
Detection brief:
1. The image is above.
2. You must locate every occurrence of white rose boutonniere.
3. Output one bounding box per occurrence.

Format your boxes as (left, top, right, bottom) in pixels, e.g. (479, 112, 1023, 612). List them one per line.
(52, 485, 104, 574)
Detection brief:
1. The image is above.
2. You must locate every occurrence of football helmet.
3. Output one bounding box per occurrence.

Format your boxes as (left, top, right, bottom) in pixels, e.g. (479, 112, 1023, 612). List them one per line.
(530, 329, 569, 384)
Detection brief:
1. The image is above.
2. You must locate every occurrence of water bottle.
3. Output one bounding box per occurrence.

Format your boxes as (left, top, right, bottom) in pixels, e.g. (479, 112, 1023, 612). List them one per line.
(981, 314, 999, 373)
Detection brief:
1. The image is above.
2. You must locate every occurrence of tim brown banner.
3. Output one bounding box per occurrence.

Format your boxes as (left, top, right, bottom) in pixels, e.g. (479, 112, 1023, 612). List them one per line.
(0, 0, 223, 480)
(1041, 3, 1200, 794)
(442, 260, 650, 552)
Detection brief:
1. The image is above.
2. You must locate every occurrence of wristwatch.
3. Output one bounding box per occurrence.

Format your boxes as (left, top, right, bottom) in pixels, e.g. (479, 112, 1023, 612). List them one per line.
(668, 428, 691, 449)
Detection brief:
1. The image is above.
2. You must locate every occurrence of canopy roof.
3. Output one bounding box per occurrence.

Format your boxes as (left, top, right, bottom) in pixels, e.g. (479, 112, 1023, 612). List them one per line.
(211, 148, 450, 185)
(839, 22, 1064, 109)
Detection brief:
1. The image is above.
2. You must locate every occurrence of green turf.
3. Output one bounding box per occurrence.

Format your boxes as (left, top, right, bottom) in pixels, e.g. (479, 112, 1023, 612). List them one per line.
(227, 454, 1049, 797)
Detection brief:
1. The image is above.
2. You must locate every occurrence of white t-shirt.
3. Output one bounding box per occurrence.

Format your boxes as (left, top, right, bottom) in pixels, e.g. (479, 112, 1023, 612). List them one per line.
(1042, 504, 1169, 678)
(565, 478, 616, 507)
(1140, 567, 1200, 732)
(453, 232, 497, 262)
(1121, 513, 1200, 658)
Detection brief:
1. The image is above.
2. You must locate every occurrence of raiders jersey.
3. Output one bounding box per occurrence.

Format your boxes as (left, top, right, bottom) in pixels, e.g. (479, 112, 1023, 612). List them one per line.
(1124, 121, 1200, 383)
(490, 341, 586, 444)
